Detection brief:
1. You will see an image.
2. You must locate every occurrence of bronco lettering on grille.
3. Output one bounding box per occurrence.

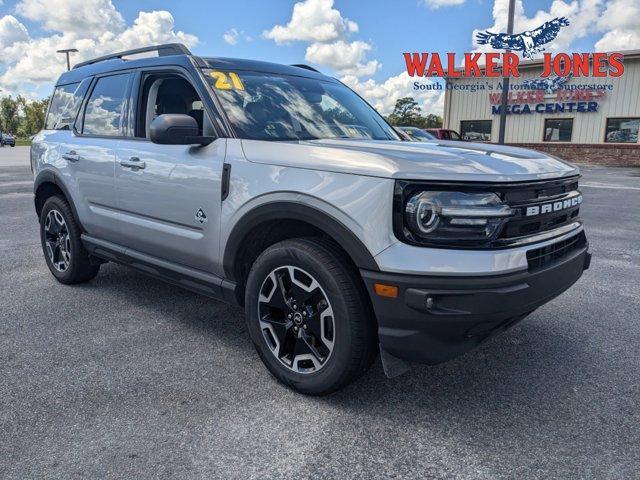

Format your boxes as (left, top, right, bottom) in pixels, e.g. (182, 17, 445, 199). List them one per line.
(525, 194, 582, 217)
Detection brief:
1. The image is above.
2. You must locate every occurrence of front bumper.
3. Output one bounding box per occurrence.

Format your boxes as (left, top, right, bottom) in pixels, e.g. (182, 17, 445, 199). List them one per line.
(361, 237, 590, 365)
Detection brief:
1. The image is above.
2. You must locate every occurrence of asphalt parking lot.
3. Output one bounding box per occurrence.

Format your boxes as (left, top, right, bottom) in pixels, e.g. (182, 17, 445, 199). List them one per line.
(1, 146, 639, 479)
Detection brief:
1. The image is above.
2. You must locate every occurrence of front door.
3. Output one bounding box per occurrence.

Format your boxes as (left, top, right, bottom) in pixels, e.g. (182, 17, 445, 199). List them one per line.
(113, 140, 225, 273)
(112, 71, 225, 274)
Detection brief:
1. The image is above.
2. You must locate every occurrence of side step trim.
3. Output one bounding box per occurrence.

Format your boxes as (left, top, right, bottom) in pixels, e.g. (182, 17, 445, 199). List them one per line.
(82, 234, 238, 304)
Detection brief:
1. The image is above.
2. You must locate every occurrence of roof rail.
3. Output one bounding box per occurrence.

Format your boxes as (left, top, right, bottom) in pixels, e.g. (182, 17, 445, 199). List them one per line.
(291, 64, 320, 73)
(73, 43, 192, 70)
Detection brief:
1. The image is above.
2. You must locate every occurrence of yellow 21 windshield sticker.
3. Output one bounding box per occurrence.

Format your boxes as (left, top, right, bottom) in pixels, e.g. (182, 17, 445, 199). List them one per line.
(210, 71, 245, 90)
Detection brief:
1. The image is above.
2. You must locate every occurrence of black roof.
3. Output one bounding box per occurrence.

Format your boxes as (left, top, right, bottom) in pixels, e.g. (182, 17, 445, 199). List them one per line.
(56, 43, 336, 86)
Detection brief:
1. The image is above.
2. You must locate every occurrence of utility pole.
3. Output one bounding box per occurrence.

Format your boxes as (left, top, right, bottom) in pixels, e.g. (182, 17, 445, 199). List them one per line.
(56, 48, 79, 71)
(497, 0, 516, 144)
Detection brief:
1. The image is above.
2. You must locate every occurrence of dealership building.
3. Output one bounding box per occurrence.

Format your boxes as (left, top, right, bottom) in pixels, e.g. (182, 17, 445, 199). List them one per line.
(443, 49, 640, 166)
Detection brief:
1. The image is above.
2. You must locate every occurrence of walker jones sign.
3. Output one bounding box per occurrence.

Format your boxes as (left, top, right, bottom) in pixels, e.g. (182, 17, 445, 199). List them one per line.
(488, 84, 609, 115)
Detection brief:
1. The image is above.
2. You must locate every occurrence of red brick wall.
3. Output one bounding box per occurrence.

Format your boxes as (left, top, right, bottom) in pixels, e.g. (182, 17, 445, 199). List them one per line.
(508, 143, 640, 167)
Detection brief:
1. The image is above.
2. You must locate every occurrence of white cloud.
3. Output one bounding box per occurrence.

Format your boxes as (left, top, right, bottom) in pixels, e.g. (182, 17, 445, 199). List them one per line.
(264, 0, 377, 77)
(15, 0, 125, 35)
(472, 0, 602, 56)
(0, 8, 198, 97)
(305, 40, 380, 76)
(342, 72, 444, 117)
(263, 0, 357, 44)
(223, 28, 239, 45)
(222, 28, 251, 45)
(594, 0, 640, 50)
(423, 0, 466, 9)
(0, 15, 29, 50)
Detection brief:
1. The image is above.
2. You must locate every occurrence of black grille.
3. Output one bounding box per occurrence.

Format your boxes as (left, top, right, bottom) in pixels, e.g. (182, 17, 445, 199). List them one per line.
(526, 231, 586, 271)
(498, 177, 581, 241)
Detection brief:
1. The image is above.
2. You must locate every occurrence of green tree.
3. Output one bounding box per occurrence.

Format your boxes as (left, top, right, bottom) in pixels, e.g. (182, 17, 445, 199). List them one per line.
(387, 97, 425, 127)
(0, 96, 20, 134)
(20, 98, 49, 136)
(386, 96, 443, 129)
(424, 113, 443, 128)
(0, 95, 49, 137)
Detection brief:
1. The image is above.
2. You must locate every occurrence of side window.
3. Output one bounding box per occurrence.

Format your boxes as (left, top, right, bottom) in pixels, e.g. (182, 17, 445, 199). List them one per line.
(45, 81, 89, 130)
(82, 74, 130, 136)
(136, 74, 207, 138)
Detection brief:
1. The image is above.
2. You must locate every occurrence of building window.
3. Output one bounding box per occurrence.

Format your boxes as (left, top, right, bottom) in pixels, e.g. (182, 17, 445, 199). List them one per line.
(605, 118, 640, 143)
(460, 120, 492, 141)
(544, 118, 573, 142)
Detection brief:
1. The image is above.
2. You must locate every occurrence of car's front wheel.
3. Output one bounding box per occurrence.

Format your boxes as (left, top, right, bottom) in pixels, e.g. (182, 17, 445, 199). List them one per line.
(39, 195, 100, 284)
(245, 238, 377, 395)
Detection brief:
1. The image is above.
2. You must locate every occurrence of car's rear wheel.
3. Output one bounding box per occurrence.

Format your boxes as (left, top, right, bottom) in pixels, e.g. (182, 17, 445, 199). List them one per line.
(39, 196, 100, 284)
(245, 238, 377, 395)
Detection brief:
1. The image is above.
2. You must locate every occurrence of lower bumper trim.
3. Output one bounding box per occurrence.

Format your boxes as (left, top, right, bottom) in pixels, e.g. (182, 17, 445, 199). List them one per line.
(361, 243, 590, 365)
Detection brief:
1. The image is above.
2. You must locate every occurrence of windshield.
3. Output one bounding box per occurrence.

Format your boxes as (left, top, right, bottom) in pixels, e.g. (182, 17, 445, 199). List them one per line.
(205, 69, 399, 141)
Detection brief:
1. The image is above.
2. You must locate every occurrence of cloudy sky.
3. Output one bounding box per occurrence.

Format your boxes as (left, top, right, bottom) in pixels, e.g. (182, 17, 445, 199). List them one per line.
(0, 0, 638, 115)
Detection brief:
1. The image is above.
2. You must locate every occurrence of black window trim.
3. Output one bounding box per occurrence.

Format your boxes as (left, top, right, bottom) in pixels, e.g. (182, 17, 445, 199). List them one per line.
(543, 117, 574, 143)
(73, 70, 135, 140)
(460, 119, 493, 142)
(603, 116, 640, 144)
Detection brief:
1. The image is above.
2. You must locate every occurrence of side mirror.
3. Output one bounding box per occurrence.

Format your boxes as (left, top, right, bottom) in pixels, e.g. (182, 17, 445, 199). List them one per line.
(149, 114, 214, 146)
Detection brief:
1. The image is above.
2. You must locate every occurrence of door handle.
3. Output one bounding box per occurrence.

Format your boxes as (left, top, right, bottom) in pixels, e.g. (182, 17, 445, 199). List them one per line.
(62, 151, 81, 162)
(119, 157, 146, 170)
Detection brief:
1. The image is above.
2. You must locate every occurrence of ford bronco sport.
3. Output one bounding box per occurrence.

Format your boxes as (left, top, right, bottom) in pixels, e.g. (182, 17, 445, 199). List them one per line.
(32, 44, 590, 395)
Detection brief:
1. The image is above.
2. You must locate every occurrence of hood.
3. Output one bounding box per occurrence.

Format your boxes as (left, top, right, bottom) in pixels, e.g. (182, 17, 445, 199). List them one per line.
(240, 138, 579, 182)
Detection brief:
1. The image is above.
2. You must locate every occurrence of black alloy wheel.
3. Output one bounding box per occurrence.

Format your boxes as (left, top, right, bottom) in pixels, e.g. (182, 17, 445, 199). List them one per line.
(258, 265, 335, 373)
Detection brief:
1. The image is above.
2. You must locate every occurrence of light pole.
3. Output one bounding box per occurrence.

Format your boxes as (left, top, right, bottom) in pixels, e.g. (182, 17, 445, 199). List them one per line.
(56, 48, 78, 71)
(497, 0, 516, 144)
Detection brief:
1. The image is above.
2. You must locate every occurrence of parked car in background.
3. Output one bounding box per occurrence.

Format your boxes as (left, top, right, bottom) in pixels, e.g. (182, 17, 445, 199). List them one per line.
(426, 128, 463, 140)
(1, 133, 16, 147)
(396, 126, 436, 142)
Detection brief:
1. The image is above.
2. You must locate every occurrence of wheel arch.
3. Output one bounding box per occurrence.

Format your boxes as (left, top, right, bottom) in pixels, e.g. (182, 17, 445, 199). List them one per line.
(223, 201, 380, 305)
(33, 169, 84, 230)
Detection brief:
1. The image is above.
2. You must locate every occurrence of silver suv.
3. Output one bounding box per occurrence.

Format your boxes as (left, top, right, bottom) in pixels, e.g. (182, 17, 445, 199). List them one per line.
(32, 44, 591, 394)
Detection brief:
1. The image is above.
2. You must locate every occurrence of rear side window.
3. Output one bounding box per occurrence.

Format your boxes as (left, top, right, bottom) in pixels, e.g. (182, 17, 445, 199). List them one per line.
(82, 74, 130, 136)
(45, 81, 88, 130)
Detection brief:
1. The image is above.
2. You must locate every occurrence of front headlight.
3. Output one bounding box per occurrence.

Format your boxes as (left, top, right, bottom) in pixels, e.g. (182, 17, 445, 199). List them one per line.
(400, 190, 514, 247)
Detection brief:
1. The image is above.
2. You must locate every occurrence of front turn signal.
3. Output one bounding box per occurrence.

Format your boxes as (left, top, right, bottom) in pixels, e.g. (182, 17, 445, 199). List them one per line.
(374, 283, 399, 298)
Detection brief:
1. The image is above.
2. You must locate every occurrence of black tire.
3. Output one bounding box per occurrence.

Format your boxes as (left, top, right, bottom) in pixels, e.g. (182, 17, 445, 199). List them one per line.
(245, 238, 377, 395)
(39, 195, 100, 284)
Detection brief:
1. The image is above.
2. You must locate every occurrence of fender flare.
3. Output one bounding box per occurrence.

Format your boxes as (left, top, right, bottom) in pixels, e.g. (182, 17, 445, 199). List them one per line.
(33, 169, 85, 230)
(222, 201, 380, 280)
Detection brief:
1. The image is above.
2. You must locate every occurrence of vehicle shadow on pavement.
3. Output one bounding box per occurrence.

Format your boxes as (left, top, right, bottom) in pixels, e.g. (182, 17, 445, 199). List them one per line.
(87, 261, 594, 415)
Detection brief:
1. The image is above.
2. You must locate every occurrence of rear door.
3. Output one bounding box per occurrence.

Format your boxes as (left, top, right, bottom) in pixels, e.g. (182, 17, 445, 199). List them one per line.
(112, 69, 225, 273)
(68, 72, 132, 240)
